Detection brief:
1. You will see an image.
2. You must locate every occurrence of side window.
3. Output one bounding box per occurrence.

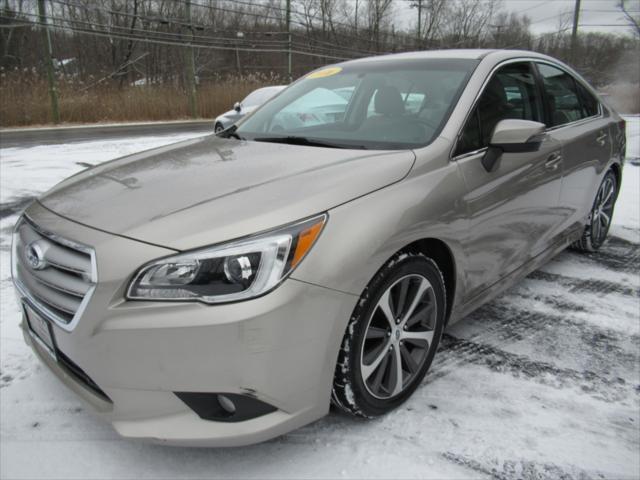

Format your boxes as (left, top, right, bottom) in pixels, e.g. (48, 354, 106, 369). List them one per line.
(537, 63, 584, 127)
(455, 62, 542, 156)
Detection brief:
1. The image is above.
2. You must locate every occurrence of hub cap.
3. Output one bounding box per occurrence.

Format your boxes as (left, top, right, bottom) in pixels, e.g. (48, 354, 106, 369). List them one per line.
(591, 176, 616, 245)
(360, 274, 437, 400)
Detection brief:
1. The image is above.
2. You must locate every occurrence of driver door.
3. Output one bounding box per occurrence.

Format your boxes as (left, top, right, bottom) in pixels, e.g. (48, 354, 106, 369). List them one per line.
(454, 62, 564, 301)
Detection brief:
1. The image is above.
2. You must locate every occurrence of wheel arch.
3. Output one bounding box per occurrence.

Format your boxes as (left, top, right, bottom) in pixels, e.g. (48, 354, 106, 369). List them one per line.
(610, 161, 622, 191)
(398, 237, 457, 325)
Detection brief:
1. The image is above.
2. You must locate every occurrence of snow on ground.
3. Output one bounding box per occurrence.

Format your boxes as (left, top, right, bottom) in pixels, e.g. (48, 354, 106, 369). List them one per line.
(0, 120, 639, 479)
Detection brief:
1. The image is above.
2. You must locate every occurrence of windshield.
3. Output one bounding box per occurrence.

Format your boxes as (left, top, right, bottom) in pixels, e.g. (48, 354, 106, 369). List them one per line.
(242, 87, 283, 108)
(236, 58, 478, 150)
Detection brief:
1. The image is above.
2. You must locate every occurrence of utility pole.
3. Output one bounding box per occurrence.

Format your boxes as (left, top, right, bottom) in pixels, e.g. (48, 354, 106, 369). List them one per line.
(354, 0, 358, 36)
(236, 32, 243, 75)
(185, 0, 198, 118)
(416, 0, 423, 48)
(37, 0, 60, 124)
(570, 0, 581, 65)
(286, 0, 292, 82)
(491, 24, 504, 48)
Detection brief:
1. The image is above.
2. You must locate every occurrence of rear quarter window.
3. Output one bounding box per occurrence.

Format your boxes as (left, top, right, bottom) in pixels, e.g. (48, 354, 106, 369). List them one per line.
(537, 63, 594, 127)
(575, 81, 600, 118)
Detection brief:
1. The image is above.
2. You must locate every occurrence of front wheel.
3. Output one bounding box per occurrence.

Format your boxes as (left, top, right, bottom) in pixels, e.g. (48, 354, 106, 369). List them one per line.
(572, 169, 619, 252)
(214, 123, 225, 133)
(332, 252, 446, 418)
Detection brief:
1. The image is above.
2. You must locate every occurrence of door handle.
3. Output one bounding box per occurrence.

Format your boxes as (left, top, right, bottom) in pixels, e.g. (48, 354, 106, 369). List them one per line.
(545, 152, 562, 171)
(596, 131, 607, 147)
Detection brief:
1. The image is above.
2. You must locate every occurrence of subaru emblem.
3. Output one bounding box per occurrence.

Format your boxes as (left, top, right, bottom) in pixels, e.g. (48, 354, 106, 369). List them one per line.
(25, 242, 47, 270)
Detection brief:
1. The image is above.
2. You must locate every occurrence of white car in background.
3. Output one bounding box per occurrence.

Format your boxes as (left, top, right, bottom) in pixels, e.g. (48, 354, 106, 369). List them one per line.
(214, 85, 286, 132)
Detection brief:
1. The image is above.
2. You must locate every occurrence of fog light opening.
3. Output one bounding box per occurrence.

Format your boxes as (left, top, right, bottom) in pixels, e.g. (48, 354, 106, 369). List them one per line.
(175, 391, 277, 422)
(217, 394, 236, 415)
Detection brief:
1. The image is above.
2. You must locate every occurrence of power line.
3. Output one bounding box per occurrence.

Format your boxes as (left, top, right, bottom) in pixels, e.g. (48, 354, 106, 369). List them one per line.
(519, 1, 556, 14)
(291, 32, 381, 57)
(49, 0, 289, 46)
(51, 0, 288, 37)
(579, 23, 639, 27)
(47, 0, 383, 58)
(217, 0, 358, 32)
(6, 10, 301, 52)
(188, 0, 394, 50)
(0, 14, 354, 61)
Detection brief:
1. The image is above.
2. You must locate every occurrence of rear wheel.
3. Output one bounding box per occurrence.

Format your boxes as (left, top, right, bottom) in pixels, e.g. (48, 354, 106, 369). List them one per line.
(572, 170, 618, 252)
(332, 252, 446, 418)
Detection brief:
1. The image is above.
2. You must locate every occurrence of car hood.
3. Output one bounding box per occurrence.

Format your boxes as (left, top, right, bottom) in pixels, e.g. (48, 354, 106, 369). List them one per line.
(39, 135, 415, 250)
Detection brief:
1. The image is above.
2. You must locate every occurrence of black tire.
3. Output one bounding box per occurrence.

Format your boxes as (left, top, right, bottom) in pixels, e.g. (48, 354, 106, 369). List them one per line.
(214, 123, 224, 133)
(331, 251, 446, 418)
(572, 169, 619, 252)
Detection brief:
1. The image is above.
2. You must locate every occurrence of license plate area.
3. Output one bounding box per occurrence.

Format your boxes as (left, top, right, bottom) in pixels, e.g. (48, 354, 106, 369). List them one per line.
(24, 303, 57, 360)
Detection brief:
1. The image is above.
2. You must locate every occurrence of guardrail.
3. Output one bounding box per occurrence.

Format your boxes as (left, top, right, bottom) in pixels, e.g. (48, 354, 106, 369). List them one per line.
(0, 120, 213, 148)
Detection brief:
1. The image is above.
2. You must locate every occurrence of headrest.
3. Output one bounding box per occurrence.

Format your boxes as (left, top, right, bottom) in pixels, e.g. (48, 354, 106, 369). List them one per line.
(374, 86, 405, 116)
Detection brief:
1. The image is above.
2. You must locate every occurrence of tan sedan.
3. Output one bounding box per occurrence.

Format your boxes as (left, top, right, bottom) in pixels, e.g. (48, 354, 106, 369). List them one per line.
(12, 49, 625, 446)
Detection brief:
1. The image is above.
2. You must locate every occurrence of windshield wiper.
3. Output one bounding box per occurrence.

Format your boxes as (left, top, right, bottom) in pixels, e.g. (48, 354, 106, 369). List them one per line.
(252, 136, 366, 150)
(216, 124, 244, 140)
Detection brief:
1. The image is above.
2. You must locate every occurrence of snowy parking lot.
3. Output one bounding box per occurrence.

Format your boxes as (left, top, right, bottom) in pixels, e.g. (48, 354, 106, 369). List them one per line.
(1, 119, 639, 479)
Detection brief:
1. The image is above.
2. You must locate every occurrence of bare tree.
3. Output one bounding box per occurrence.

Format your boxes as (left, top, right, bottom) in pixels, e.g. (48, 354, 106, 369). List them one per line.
(490, 12, 532, 49)
(439, 0, 501, 48)
(422, 0, 448, 48)
(367, 0, 393, 52)
(0, 0, 638, 94)
(619, 0, 640, 38)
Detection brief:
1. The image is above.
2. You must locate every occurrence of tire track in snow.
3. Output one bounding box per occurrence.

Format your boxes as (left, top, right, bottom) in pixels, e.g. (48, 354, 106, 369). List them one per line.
(526, 270, 639, 297)
(463, 301, 638, 344)
(563, 236, 640, 274)
(444, 291, 639, 375)
(428, 235, 640, 403)
(431, 334, 635, 403)
(441, 452, 602, 480)
(459, 305, 639, 373)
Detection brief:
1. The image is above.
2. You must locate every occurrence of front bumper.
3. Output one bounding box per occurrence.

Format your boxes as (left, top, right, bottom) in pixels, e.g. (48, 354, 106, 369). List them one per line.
(17, 203, 357, 446)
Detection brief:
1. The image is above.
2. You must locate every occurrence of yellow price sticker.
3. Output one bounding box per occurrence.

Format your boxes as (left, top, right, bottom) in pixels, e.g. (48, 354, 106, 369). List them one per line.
(306, 67, 342, 79)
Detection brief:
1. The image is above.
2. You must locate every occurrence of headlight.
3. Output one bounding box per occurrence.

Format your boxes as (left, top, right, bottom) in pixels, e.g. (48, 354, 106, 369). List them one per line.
(127, 214, 326, 304)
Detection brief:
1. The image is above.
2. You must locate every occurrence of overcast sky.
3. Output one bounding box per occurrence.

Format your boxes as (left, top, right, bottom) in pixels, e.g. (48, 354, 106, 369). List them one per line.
(395, 0, 640, 36)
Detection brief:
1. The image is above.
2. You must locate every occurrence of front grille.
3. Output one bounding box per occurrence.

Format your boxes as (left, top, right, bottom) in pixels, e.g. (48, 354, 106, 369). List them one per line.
(12, 216, 96, 330)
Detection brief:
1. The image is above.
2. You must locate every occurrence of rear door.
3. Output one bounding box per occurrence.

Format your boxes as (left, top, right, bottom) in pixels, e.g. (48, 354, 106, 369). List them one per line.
(534, 62, 612, 234)
(454, 61, 564, 301)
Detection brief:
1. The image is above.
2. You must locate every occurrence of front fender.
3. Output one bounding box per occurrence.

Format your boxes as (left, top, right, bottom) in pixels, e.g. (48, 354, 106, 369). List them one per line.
(291, 153, 470, 319)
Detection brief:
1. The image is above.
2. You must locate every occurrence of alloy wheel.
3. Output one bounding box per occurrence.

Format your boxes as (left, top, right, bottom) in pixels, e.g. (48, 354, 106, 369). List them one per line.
(360, 274, 437, 399)
(590, 175, 616, 245)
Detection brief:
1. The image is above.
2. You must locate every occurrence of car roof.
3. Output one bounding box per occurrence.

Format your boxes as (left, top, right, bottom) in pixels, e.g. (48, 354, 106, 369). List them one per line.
(339, 49, 552, 65)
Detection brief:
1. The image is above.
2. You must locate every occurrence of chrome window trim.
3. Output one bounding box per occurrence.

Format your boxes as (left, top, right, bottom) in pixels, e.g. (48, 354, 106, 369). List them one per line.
(453, 147, 488, 161)
(449, 56, 604, 162)
(11, 215, 97, 332)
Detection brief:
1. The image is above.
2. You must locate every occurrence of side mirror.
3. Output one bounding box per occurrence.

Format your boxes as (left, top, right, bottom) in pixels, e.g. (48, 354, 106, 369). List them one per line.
(482, 119, 546, 172)
(233, 102, 242, 112)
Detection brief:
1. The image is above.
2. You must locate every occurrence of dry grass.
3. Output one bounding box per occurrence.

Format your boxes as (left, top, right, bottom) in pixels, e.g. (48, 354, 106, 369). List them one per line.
(7, 69, 635, 128)
(0, 69, 281, 127)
